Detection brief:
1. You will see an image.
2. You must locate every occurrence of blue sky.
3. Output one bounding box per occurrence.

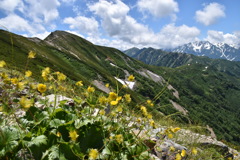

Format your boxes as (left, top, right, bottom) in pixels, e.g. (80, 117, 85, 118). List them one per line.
(0, 0, 240, 50)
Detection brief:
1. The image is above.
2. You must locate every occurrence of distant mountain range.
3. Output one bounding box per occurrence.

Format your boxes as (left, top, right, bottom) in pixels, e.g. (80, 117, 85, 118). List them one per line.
(168, 41, 240, 61)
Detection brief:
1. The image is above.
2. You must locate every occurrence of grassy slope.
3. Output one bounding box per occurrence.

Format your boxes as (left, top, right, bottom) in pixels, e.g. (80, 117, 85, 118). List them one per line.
(1, 30, 239, 146)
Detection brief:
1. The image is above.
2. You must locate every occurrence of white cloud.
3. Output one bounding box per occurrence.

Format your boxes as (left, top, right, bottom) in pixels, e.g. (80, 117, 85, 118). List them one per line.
(88, 0, 157, 45)
(205, 30, 240, 48)
(137, 0, 179, 19)
(60, 0, 76, 3)
(0, 14, 42, 34)
(23, 0, 60, 23)
(86, 0, 200, 49)
(158, 24, 200, 48)
(195, 3, 225, 26)
(0, 0, 24, 13)
(63, 16, 99, 36)
(31, 31, 51, 40)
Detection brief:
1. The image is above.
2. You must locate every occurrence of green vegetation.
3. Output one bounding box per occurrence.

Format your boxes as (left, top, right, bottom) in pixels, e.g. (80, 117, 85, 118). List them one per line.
(0, 29, 239, 159)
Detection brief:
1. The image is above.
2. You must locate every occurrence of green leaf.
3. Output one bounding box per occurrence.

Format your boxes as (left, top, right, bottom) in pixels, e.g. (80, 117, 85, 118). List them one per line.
(28, 135, 47, 147)
(49, 119, 65, 128)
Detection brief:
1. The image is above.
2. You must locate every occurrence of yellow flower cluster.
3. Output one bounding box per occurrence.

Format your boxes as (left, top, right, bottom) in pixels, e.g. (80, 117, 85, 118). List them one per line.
(108, 92, 121, 106)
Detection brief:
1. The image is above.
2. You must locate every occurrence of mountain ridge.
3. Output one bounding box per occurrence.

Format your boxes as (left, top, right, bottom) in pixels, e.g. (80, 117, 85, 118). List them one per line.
(168, 41, 240, 61)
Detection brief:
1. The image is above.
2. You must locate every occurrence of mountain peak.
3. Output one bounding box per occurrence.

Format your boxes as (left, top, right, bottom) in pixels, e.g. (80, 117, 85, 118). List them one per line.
(170, 41, 240, 61)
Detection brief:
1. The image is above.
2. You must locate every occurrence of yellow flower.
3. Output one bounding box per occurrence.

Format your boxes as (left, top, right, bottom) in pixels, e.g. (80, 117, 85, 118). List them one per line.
(42, 67, 50, 81)
(11, 77, 18, 85)
(30, 83, 37, 90)
(171, 127, 181, 133)
(0, 106, 3, 112)
(169, 146, 175, 152)
(191, 148, 197, 155)
(167, 133, 173, 139)
(147, 114, 152, 119)
(25, 70, 32, 77)
(1, 72, 8, 79)
(99, 109, 105, 115)
(117, 96, 122, 101)
(87, 86, 95, 93)
(105, 83, 109, 88)
(110, 100, 118, 106)
(89, 149, 99, 160)
(181, 150, 186, 157)
(147, 100, 152, 104)
(0, 60, 6, 67)
(140, 106, 148, 116)
(124, 94, 131, 103)
(116, 106, 123, 112)
(56, 72, 66, 81)
(137, 118, 141, 123)
(76, 81, 83, 86)
(122, 84, 127, 88)
(115, 134, 123, 144)
(128, 75, 135, 81)
(108, 92, 117, 101)
(20, 96, 33, 109)
(37, 84, 47, 93)
(175, 153, 182, 160)
(98, 96, 108, 105)
(149, 120, 155, 127)
(17, 82, 25, 90)
(56, 132, 61, 137)
(69, 130, 79, 141)
(28, 51, 36, 58)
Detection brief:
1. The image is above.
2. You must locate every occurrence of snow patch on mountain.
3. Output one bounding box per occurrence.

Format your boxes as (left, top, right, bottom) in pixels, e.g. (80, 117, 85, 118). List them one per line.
(170, 41, 240, 61)
(114, 77, 135, 89)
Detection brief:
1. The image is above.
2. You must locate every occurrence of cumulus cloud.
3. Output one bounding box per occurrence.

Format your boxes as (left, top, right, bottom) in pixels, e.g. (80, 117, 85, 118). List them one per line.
(31, 31, 51, 40)
(137, 0, 179, 19)
(205, 30, 240, 48)
(0, 14, 44, 34)
(0, 0, 24, 13)
(63, 16, 99, 36)
(157, 24, 200, 48)
(195, 3, 225, 26)
(88, 0, 158, 45)
(60, 0, 76, 3)
(22, 0, 60, 23)
(87, 0, 200, 49)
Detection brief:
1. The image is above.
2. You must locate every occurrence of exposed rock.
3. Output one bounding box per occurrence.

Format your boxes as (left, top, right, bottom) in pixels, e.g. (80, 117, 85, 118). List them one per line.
(169, 100, 188, 115)
(92, 80, 110, 93)
(167, 85, 179, 99)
